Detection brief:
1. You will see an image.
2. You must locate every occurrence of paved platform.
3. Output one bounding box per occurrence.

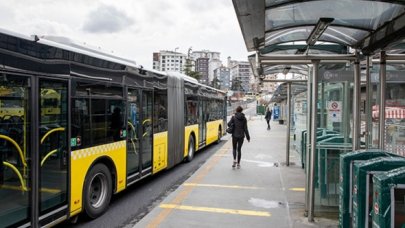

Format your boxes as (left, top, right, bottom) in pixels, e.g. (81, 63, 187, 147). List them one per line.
(133, 115, 338, 228)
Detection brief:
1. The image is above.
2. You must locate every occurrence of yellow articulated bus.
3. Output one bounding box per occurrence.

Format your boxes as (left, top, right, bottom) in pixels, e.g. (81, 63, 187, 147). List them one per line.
(0, 31, 226, 227)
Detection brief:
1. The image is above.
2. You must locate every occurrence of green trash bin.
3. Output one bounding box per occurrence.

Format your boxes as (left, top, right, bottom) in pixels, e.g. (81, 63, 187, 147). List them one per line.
(339, 150, 392, 228)
(301, 129, 338, 169)
(352, 156, 405, 228)
(372, 166, 405, 228)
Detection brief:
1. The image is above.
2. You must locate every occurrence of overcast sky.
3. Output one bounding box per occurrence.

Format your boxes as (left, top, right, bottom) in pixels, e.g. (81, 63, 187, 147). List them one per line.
(0, 0, 249, 68)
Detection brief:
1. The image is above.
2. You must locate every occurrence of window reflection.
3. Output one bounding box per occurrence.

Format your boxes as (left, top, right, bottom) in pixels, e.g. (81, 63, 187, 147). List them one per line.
(186, 97, 198, 125)
(71, 82, 125, 149)
(153, 90, 167, 133)
(39, 80, 68, 213)
(0, 75, 30, 227)
(127, 89, 140, 175)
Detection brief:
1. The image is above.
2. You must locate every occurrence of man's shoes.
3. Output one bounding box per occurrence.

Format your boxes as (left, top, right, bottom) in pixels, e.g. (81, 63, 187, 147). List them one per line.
(232, 161, 236, 168)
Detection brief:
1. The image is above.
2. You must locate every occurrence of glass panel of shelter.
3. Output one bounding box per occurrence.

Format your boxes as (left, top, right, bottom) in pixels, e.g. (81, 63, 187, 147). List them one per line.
(369, 64, 405, 155)
(290, 83, 307, 157)
(314, 64, 354, 210)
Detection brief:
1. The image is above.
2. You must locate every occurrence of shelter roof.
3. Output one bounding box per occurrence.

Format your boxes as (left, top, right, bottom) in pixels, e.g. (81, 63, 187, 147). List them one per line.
(270, 82, 307, 103)
(233, 0, 405, 55)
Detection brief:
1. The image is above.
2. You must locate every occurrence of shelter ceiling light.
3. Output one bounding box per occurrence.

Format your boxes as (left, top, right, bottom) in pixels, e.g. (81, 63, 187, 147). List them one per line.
(306, 18, 334, 46)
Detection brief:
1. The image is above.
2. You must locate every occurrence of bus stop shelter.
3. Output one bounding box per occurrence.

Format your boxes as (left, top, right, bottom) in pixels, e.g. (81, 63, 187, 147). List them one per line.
(233, 0, 405, 222)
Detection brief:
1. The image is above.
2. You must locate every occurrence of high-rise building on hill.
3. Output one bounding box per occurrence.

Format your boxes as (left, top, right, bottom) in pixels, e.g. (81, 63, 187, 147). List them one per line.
(214, 66, 231, 90)
(191, 50, 222, 85)
(229, 59, 253, 92)
(153, 50, 187, 73)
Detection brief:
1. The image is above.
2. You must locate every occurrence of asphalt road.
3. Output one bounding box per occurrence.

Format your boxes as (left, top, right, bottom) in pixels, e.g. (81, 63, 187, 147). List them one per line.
(228, 101, 257, 120)
(60, 140, 227, 228)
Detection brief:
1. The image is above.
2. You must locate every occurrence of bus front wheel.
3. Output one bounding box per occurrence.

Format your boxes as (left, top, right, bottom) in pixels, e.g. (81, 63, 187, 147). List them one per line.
(83, 163, 112, 218)
(186, 136, 195, 162)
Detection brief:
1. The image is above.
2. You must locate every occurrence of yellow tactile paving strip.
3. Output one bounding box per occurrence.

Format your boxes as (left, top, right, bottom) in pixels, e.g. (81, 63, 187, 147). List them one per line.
(146, 141, 251, 227)
(159, 204, 271, 217)
(183, 183, 263, 190)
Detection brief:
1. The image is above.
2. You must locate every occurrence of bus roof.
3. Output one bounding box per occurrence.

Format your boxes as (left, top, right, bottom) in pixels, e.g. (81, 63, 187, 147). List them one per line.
(37, 35, 139, 69)
(0, 28, 35, 43)
(0, 29, 225, 95)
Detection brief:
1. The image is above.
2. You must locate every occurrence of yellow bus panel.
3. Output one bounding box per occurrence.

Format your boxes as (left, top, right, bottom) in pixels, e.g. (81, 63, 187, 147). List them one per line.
(70, 140, 126, 216)
(206, 120, 223, 145)
(184, 124, 198, 157)
(153, 132, 168, 174)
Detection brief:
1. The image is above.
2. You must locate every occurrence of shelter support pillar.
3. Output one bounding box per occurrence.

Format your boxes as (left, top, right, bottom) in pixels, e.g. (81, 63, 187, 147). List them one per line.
(305, 67, 312, 216)
(286, 82, 291, 166)
(378, 52, 386, 149)
(365, 56, 371, 148)
(320, 83, 325, 128)
(343, 82, 350, 144)
(353, 52, 361, 150)
(308, 60, 319, 222)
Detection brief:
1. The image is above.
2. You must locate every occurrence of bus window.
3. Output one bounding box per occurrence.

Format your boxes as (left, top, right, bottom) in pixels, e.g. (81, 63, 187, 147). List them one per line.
(41, 88, 61, 121)
(185, 97, 198, 125)
(71, 99, 90, 148)
(209, 100, 218, 121)
(154, 90, 168, 133)
(92, 99, 107, 145)
(108, 100, 125, 142)
(90, 99, 125, 146)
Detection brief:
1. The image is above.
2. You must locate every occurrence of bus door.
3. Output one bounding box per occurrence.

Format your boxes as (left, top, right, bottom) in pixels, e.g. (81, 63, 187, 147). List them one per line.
(141, 90, 153, 173)
(38, 79, 69, 224)
(198, 99, 207, 145)
(126, 88, 141, 179)
(0, 74, 32, 227)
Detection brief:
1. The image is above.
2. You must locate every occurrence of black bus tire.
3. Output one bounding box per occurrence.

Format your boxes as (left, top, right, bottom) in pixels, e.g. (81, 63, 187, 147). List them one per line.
(83, 163, 112, 219)
(186, 136, 195, 162)
(216, 127, 222, 144)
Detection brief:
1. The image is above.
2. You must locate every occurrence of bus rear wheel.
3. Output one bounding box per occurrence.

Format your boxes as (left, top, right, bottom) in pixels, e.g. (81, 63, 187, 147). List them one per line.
(186, 136, 195, 162)
(83, 163, 112, 219)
